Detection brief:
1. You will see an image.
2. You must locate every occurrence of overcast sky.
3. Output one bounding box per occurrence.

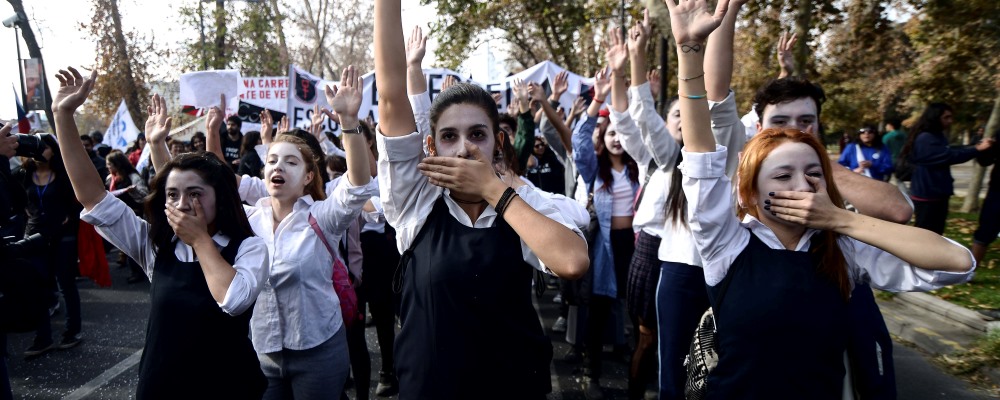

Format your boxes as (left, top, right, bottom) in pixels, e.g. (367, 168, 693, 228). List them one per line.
(0, 0, 453, 121)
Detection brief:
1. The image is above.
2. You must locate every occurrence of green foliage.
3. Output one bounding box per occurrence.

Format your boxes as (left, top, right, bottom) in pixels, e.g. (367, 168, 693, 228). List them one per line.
(176, 1, 285, 75)
(86, 0, 153, 126)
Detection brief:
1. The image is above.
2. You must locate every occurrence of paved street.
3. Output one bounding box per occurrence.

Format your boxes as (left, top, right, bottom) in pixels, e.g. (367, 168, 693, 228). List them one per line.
(5, 247, 998, 399)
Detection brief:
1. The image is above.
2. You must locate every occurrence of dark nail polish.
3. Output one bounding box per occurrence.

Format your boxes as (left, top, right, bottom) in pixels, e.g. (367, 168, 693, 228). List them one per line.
(768, 192, 775, 196)
(764, 204, 771, 210)
(764, 199, 771, 205)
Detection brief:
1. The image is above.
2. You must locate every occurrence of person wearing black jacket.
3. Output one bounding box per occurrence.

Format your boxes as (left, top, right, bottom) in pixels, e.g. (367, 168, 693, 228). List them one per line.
(972, 132, 1000, 265)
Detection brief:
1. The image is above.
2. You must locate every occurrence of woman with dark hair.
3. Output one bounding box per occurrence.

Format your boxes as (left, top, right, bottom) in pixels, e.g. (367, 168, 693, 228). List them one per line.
(105, 150, 150, 283)
(667, 2, 974, 397)
(838, 125, 893, 181)
(374, 2, 589, 398)
(236, 131, 264, 178)
(52, 72, 268, 399)
(190, 131, 207, 153)
(569, 59, 640, 395)
(900, 103, 994, 233)
(15, 132, 85, 356)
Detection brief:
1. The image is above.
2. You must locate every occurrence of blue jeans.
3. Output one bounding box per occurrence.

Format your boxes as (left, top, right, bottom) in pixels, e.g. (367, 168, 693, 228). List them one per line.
(656, 261, 709, 400)
(259, 327, 350, 400)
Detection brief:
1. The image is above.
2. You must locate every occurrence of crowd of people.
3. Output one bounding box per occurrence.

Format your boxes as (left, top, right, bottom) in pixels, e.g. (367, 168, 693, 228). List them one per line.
(1, 0, 998, 399)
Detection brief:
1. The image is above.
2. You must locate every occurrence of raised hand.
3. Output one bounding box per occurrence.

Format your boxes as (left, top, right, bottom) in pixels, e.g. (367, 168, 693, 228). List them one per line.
(309, 104, 327, 141)
(405, 26, 427, 67)
(492, 92, 503, 105)
(551, 71, 569, 102)
(260, 109, 274, 145)
(277, 115, 290, 136)
(647, 69, 662, 98)
(605, 27, 629, 74)
(663, 0, 731, 45)
(325, 65, 364, 129)
(205, 94, 226, 136)
(628, 9, 652, 57)
(441, 75, 459, 92)
(527, 82, 547, 103)
(569, 96, 586, 117)
(145, 94, 173, 144)
(52, 67, 97, 114)
(777, 31, 797, 78)
(507, 98, 522, 117)
(593, 66, 612, 101)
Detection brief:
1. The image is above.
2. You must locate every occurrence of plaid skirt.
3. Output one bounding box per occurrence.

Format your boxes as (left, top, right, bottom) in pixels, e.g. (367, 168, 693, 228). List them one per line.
(626, 230, 662, 323)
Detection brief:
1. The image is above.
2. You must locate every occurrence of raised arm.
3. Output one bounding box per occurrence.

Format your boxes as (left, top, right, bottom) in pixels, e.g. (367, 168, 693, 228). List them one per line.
(528, 82, 574, 155)
(586, 66, 611, 119)
(327, 65, 372, 187)
(704, 0, 745, 101)
(145, 93, 173, 173)
(405, 26, 428, 97)
(51, 67, 104, 210)
(666, 0, 730, 153)
(375, 0, 417, 136)
(607, 27, 629, 114)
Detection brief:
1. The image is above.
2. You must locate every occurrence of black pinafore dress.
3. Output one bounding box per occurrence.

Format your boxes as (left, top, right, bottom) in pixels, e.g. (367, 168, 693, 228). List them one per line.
(393, 197, 553, 400)
(707, 232, 849, 400)
(136, 237, 267, 400)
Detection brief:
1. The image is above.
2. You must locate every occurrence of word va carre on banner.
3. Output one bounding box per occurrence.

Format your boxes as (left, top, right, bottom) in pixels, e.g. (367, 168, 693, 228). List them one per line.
(236, 76, 289, 133)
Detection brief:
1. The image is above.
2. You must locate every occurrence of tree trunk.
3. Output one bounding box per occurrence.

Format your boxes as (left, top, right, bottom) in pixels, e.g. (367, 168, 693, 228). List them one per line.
(268, 0, 289, 68)
(108, 0, 144, 125)
(7, 0, 55, 134)
(960, 91, 1000, 212)
(214, 0, 227, 69)
(793, 0, 812, 78)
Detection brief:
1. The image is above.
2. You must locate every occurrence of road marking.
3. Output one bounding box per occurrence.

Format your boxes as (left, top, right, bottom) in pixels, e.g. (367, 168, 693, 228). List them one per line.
(62, 349, 143, 400)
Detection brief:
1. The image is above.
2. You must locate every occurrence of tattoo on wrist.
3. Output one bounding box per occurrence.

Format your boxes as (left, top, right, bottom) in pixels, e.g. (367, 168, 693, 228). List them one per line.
(680, 44, 703, 53)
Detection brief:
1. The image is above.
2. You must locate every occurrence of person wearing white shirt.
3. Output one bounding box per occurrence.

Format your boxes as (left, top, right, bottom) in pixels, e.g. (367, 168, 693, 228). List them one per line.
(53, 72, 269, 399)
(191, 67, 377, 399)
(374, 2, 589, 398)
(665, 2, 974, 397)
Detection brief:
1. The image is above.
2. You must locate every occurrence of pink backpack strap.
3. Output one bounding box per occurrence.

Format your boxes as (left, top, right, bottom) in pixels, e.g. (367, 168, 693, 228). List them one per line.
(308, 214, 336, 258)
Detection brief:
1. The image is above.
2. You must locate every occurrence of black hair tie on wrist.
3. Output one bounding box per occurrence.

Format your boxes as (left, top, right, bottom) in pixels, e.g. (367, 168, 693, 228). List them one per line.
(495, 187, 518, 217)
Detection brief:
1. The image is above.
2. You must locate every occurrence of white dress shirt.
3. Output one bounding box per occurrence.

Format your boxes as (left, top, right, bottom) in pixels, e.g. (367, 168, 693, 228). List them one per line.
(80, 192, 268, 316)
(239, 175, 377, 353)
(680, 145, 975, 289)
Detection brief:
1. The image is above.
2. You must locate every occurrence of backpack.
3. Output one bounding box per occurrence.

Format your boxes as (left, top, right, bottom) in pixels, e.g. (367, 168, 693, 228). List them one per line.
(683, 263, 738, 400)
(894, 154, 913, 182)
(307, 214, 363, 329)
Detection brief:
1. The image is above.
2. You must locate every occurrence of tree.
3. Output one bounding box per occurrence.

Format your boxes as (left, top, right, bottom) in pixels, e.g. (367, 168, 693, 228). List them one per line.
(6, 0, 55, 133)
(290, 0, 374, 78)
(422, 0, 630, 75)
(177, 0, 287, 75)
(86, 0, 153, 130)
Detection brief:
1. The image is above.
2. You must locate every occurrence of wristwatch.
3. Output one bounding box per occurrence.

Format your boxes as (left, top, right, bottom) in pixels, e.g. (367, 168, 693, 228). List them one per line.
(341, 125, 361, 135)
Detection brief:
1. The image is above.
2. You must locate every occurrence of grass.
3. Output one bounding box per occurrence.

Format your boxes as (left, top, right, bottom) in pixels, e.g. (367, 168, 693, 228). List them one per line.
(923, 196, 1000, 311)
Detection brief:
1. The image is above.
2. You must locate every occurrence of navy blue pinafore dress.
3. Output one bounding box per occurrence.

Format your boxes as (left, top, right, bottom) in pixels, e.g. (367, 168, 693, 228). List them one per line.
(707, 232, 849, 400)
(136, 237, 266, 400)
(393, 197, 552, 400)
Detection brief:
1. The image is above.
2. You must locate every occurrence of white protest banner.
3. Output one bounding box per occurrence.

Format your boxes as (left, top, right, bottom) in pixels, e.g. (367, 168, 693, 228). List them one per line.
(103, 99, 142, 151)
(236, 76, 289, 132)
(286, 64, 338, 133)
(179, 70, 243, 109)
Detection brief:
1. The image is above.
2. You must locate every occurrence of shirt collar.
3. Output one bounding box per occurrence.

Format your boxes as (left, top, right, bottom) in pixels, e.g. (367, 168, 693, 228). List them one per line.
(740, 214, 820, 252)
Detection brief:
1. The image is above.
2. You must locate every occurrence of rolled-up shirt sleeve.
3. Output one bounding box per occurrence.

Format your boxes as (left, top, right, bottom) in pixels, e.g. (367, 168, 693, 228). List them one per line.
(517, 185, 586, 273)
(220, 236, 269, 315)
(845, 236, 975, 292)
(80, 192, 156, 277)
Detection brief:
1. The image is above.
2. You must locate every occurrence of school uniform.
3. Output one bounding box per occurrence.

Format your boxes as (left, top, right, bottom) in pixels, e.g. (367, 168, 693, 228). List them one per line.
(80, 192, 269, 399)
(238, 175, 377, 399)
(377, 128, 584, 399)
(680, 145, 975, 398)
